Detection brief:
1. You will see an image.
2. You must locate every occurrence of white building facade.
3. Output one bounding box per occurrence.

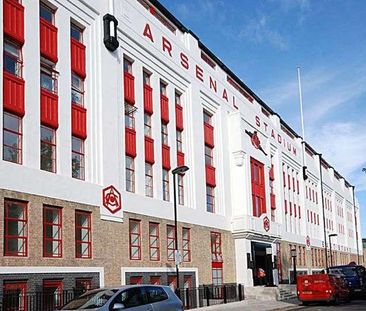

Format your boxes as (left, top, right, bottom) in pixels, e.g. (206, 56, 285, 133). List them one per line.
(0, 0, 362, 298)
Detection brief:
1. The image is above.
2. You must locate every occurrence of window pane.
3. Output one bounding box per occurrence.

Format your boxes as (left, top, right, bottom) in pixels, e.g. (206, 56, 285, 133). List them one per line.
(4, 113, 21, 132)
(71, 25, 82, 41)
(40, 5, 53, 23)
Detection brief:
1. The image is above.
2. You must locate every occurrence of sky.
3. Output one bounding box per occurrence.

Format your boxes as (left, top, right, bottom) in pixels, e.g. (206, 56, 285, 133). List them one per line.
(159, 0, 366, 236)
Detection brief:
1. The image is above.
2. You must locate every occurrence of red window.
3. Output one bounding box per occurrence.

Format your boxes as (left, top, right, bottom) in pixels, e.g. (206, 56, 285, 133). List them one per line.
(206, 185, 215, 213)
(75, 278, 92, 292)
(72, 136, 85, 180)
(43, 206, 62, 258)
(4, 199, 27, 257)
(130, 276, 143, 285)
(71, 104, 87, 139)
(145, 162, 153, 197)
(162, 169, 170, 201)
(205, 145, 214, 166)
(75, 211, 92, 258)
(4, 40, 23, 77)
(3, 112, 22, 164)
(3, 281, 27, 311)
(150, 276, 161, 285)
(211, 231, 222, 262)
(43, 280, 63, 311)
(167, 275, 177, 291)
(125, 128, 137, 158)
(250, 158, 266, 217)
(182, 227, 191, 262)
(149, 222, 160, 261)
(167, 225, 176, 261)
(126, 156, 135, 192)
(178, 174, 184, 205)
(40, 126, 56, 173)
(129, 219, 141, 260)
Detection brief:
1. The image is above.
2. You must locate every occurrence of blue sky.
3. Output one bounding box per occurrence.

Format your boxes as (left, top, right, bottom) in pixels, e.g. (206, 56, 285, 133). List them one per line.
(159, 0, 366, 236)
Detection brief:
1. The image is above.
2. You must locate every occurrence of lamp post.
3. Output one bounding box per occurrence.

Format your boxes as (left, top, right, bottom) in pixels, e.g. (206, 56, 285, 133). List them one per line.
(172, 165, 189, 292)
(329, 233, 338, 267)
(291, 248, 297, 284)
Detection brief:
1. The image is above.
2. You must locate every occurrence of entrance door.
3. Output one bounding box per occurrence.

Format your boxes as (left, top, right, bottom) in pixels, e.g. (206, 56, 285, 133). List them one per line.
(251, 242, 272, 286)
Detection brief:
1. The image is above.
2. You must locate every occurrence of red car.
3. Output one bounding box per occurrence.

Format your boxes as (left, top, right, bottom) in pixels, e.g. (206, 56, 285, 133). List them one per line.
(297, 274, 350, 305)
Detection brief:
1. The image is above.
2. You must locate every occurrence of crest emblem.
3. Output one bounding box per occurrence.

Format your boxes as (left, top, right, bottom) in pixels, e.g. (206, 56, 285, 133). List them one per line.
(102, 185, 122, 214)
(263, 216, 270, 232)
(245, 130, 268, 156)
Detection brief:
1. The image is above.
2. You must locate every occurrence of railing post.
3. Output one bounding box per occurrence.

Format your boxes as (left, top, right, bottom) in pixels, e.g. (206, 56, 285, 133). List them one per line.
(223, 285, 227, 303)
(186, 287, 190, 309)
(205, 286, 210, 306)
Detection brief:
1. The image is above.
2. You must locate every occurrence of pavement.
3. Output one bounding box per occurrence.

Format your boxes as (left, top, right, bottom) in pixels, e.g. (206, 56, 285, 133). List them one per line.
(190, 299, 302, 311)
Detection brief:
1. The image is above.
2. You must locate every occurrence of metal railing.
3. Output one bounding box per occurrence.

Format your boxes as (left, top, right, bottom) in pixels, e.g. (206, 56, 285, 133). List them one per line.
(176, 283, 244, 310)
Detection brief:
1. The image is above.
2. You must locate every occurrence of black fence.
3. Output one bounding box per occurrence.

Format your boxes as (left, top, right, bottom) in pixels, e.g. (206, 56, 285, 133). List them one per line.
(176, 283, 245, 310)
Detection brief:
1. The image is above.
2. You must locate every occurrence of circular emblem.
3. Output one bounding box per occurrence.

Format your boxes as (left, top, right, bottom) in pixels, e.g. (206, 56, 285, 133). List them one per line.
(306, 235, 311, 248)
(251, 131, 261, 149)
(103, 185, 122, 214)
(263, 216, 270, 232)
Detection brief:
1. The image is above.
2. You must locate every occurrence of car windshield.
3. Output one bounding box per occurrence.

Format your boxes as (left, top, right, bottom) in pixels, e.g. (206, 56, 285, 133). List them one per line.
(61, 289, 118, 310)
(329, 267, 357, 277)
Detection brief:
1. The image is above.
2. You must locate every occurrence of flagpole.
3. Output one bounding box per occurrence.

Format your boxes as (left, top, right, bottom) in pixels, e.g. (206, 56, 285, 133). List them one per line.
(297, 67, 307, 180)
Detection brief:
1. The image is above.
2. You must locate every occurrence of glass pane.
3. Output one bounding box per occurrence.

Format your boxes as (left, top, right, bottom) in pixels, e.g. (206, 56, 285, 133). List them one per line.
(40, 5, 53, 23)
(4, 113, 21, 132)
(4, 131, 20, 148)
(7, 203, 25, 219)
(3, 146, 20, 163)
(72, 137, 83, 153)
(4, 55, 18, 75)
(71, 25, 82, 41)
(41, 127, 55, 143)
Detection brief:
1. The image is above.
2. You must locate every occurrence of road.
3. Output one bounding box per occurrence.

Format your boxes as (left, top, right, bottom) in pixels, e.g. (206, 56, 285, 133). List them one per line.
(299, 299, 366, 310)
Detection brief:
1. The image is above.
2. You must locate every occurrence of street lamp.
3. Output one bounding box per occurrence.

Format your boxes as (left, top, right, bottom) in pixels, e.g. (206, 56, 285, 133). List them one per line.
(329, 233, 338, 267)
(291, 248, 297, 284)
(172, 165, 189, 292)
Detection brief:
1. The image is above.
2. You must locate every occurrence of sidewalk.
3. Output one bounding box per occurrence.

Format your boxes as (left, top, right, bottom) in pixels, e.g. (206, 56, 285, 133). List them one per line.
(190, 299, 302, 311)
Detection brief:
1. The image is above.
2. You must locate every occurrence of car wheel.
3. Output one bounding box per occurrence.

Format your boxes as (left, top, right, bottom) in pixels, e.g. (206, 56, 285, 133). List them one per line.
(301, 301, 309, 306)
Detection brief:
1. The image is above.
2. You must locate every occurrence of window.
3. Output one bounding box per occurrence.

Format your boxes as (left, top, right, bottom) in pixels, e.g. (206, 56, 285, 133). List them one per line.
(178, 174, 184, 205)
(205, 145, 214, 166)
(3, 112, 22, 164)
(3, 281, 27, 311)
(75, 278, 92, 292)
(161, 123, 168, 145)
(4, 41, 22, 77)
(71, 23, 83, 42)
(41, 66, 58, 93)
(167, 276, 177, 291)
(203, 110, 212, 124)
(43, 206, 62, 258)
(72, 136, 85, 180)
(175, 91, 181, 106)
(71, 74, 84, 106)
(4, 199, 28, 257)
(129, 219, 141, 260)
(206, 185, 215, 213)
(144, 113, 152, 137)
(145, 163, 153, 197)
(123, 58, 133, 74)
(162, 169, 170, 201)
(160, 82, 167, 96)
(149, 222, 160, 261)
(212, 266, 223, 286)
(145, 286, 168, 303)
(167, 225, 176, 261)
(143, 70, 150, 85)
(75, 211, 92, 258)
(182, 227, 191, 262)
(211, 232, 222, 262)
(40, 3, 54, 24)
(116, 287, 145, 308)
(129, 276, 142, 285)
(43, 280, 63, 311)
(41, 126, 56, 173)
(176, 130, 183, 152)
(251, 158, 266, 217)
(125, 103, 135, 129)
(126, 156, 135, 192)
(150, 276, 161, 285)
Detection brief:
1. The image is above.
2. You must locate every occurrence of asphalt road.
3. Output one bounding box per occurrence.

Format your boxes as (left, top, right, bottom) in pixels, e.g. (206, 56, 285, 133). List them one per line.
(298, 299, 366, 310)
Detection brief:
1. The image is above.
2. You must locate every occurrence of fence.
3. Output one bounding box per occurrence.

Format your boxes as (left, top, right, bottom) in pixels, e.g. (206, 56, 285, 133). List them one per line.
(176, 283, 245, 310)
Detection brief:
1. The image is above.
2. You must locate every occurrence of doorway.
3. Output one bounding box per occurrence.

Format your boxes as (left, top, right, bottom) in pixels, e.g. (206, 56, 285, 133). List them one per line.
(251, 242, 272, 286)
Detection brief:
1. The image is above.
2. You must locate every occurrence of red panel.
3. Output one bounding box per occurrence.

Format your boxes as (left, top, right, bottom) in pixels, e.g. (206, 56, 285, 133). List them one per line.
(40, 18, 58, 63)
(205, 165, 216, 187)
(71, 38, 86, 78)
(177, 151, 185, 167)
(270, 193, 276, 210)
(125, 128, 136, 158)
(144, 84, 153, 114)
(144, 136, 155, 164)
(40, 88, 58, 128)
(204, 122, 214, 147)
(3, 0, 24, 44)
(175, 104, 183, 130)
(269, 165, 274, 180)
(162, 144, 170, 170)
(72, 104, 87, 139)
(160, 94, 169, 123)
(124, 72, 135, 104)
(3, 71, 25, 116)
(211, 261, 223, 268)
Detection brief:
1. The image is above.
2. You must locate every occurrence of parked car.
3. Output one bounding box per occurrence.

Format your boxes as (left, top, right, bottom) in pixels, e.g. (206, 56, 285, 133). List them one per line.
(60, 285, 183, 311)
(328, 264, 366, 295)
(297, 274, 350, 305)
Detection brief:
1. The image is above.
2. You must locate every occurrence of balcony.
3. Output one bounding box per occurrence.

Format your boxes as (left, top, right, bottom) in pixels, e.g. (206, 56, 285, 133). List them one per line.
(160, 94, 169, 123)
(177, 151, 185, 167)
(175, 104, 183, 130)
(205, 164, 216, 187)
(3, 71, 25, 116)
(144, 136, 155, 164)
(124, 72, 135, 104)
(204, 122, 214, 147)
(270, 193, 276, 210)
(41, 88, 58, 128)
(40, 18, 58, 63)
(3, 0, 24, 44)
(125, 128, 136, 157)
(71, 38, 86, 78)
(143, 84, 153, 114)
(72, 104, 87, 139)
(162, 144, 171, 170)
